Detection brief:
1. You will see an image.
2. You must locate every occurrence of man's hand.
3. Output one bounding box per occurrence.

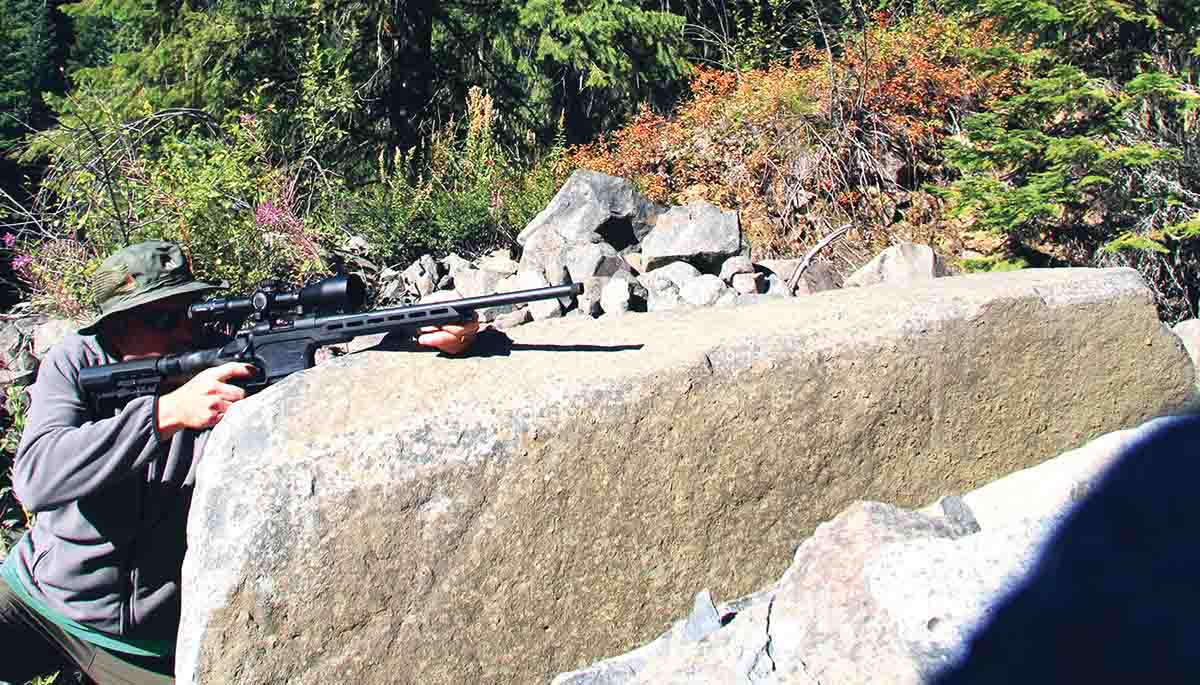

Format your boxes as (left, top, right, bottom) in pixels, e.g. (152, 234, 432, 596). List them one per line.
(415, 291, 481, 355)
(156, 362, 257, 440)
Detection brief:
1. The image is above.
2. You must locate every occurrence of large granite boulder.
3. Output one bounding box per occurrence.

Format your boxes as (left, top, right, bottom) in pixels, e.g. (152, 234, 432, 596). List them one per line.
(553, 421, 1151, 684)
(176, 268, 1192, 685)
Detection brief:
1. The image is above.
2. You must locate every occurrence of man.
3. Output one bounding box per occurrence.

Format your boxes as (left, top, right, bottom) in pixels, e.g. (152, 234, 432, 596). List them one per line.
(0, 241, 477, 683)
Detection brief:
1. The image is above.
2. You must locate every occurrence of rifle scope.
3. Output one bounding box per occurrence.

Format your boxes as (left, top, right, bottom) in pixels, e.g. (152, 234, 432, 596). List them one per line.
(188, 273, 367, 322)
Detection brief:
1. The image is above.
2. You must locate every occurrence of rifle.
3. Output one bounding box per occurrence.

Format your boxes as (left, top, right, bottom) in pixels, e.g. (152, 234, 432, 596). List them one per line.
(78, 274, 583, 413)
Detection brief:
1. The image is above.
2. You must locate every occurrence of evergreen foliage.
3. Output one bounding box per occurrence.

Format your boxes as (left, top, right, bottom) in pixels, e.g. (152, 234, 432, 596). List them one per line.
(940, 0, 1200, 319)
(51, 0, 690, 166)
(0, 0, 60, 210)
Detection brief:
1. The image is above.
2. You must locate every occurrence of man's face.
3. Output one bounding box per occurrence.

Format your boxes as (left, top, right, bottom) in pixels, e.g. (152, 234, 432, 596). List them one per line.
(104, 294, 202, 360)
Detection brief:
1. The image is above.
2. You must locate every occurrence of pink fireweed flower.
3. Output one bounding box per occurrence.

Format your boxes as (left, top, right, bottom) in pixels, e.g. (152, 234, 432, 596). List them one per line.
(2, 233, 15, 248)
(256, 201, 284, 227)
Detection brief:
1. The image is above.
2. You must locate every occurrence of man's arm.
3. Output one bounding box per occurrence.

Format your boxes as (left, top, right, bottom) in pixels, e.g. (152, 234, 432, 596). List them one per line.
(13, 343, 168, 512)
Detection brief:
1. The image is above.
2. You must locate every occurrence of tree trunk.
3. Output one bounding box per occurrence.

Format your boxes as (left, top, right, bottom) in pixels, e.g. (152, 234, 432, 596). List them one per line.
(387, 0, 436, 157)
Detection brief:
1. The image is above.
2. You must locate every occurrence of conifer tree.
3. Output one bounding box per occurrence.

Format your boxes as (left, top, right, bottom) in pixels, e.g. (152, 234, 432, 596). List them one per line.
(47, 0, 689, 173)
(0, 0, 59, 201)
(941, 0, 1200, 318)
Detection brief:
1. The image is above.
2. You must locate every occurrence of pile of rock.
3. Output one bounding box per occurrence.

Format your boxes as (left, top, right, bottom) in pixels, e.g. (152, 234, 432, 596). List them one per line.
(375, 170, 949, 328)
(0, 313, 77, 390)
(0, 170, 955, 369)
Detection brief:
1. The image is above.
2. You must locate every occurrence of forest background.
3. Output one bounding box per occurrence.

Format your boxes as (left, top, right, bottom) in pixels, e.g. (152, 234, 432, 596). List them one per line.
(0, 0, 1196, 574)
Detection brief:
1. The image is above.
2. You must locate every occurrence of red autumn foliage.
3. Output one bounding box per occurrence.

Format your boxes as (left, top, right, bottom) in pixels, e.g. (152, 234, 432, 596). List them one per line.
(571, 12, 1021, 260)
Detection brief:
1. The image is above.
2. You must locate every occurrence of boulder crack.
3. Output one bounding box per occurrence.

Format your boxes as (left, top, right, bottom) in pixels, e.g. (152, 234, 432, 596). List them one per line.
(747, 595, 779, 683)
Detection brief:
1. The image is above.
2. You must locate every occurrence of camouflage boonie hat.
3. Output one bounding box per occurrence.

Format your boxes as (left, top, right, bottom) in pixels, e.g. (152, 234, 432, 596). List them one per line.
(77, 240, 228, 334)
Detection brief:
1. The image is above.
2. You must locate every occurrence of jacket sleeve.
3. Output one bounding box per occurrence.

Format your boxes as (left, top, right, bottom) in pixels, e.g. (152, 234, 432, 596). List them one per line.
(13, 341, 165, 512)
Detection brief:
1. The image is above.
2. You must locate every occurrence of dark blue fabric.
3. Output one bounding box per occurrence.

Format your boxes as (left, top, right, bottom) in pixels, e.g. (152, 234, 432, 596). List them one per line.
(934, 413, 1200, 684)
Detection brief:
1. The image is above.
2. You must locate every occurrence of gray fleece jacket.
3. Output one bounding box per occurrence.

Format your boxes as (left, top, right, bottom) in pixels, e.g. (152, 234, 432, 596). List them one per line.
(8, 331, 211, 643)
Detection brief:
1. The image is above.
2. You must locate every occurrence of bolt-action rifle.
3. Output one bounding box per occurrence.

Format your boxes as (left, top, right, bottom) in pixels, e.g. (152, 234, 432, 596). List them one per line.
(78, 274, 582, 414)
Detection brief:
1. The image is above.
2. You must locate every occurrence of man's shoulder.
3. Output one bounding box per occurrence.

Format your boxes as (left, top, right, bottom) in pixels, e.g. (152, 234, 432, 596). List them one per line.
(44, 331, 110, 369)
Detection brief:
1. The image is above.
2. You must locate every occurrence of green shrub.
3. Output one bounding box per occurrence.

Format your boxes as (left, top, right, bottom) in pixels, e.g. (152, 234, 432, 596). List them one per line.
(4, 87, 573, 317)
(332, 89, 574, 266)
(1, 383, 31, 558)
(8, 109, 336, 317)
(958, 255, 1029, 272)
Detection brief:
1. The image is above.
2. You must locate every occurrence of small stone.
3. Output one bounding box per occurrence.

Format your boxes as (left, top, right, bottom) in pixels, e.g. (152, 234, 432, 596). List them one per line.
(680, 275, 730, 307)
(719, 256, 754, 283)
(493, 308, 532, 331)
(731, 272, 762, 295)
(600, 278, 633, 315)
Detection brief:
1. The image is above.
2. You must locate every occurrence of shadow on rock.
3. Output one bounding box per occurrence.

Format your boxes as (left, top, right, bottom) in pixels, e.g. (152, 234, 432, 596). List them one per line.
(363, 327, 645, 358)
(934, 413, 1200, 685)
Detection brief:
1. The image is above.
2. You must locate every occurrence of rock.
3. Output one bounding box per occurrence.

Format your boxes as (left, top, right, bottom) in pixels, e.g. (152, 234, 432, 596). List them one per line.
(492, 307, 533, 331)
(928, 423, 1150, 531)
(845, 242, 949, 288)
(496, 273, 521, 293)
(516, 270, 563, 320)
(1171, 318, 1200, 386)
(623, 253, 644, 275)
(452, 266, 504, 299)
(932, 414, 1200, 684)
(731, 272, 762, 296)
(402, 254, 441, 298)
(647, 285, 683, 312)
(681, 590, 722, 643)
(929, 495, 981, 538)
(679, 275, 730, 307)
(718, 256, 754, 283)
(441, 253, 474, 280)
(178, 267, 1192, 685)
(554, 421, 1176, 684)
(544, 263, 579, 310)
(376, 273, 405, 305)
(564, 242, 635, 282)
(600, 278, 633, 316)
(518, 170, 664, 280)
(640, 200, 741, 272)
(32, 318, 75, 359)
(449, 266, 510, 322)
(638, 262, 701, 292)
(344, 332, 393, 356)
(0, 315, 76, 389)
(763, 273, 792, 298)
(576, 276, 608, 317)
(639, 262, 702, 313)
(0, 318, 43, 388)
(757, 259, 840, 295)
(637, 263, 691, 312)
(477, 249, 520, 276)
(733, 294, 776, 307)
(518, 170, 663, 250)
(554, 502, 1057, 685)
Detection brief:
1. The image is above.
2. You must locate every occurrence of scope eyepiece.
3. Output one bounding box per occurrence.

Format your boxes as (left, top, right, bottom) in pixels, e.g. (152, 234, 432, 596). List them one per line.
(189, 273, 367, 323)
